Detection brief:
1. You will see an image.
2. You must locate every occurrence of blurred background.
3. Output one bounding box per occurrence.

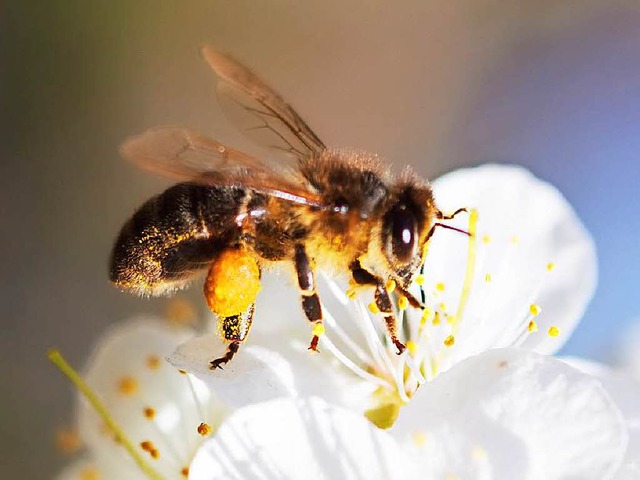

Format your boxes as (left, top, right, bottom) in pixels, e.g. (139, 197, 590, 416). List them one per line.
(2, 1, 640, 478)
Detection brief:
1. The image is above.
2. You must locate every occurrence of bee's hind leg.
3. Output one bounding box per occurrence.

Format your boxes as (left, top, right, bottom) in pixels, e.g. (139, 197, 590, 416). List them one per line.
(204, 247, 261, 369)
(209, 304, 255, 370)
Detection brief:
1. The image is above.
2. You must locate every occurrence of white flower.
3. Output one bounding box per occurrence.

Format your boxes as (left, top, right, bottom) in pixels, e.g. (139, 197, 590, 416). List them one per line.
(170, 164, 598, 413)
(185, 350, 628, 480)
(56, 318, 224, 480)
(170, 165, 637, 477)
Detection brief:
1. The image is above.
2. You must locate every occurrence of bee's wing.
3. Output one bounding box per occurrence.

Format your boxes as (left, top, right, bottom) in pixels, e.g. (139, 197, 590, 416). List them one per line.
(201, 45, 327, 160)
(120, 126, 326, 207)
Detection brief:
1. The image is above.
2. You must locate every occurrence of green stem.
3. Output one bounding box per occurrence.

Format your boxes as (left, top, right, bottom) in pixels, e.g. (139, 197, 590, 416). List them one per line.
(47, 349, 165, 480)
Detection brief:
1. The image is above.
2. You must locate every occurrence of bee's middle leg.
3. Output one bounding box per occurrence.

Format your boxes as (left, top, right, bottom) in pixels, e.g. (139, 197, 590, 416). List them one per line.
(294, 244, 324, 352)
(350, 260, 406, 355)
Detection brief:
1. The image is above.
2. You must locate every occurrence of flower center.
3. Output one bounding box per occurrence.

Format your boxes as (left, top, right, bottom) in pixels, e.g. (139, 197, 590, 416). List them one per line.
(319, 208, 561, 429)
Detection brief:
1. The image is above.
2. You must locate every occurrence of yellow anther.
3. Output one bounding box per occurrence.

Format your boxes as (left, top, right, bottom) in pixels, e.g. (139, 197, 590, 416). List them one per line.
(140, 440, 159, 459)
(368, 302, 380, 314)
(420, 307, 432, 327)
(444, 335, 455, 347)
(181, 467, 190, 478)
(385, 279, 397, 293)
(117, 376, 138, 396)
(510, 235, 520, 244)
(346, 287, 358, 300)
(447, 314, 457, 325)
(146, 355, 161, 370)
(485, 273, 492, 283)
(529, 304, 541, 316)
(482, 235, 491, 244)
(432, 312, 441, 326)
(398, 296, 408, 310)
(435, 282, 445, 292)
(439, 302, 447, 312)
(80, 467, 100, 480)
(412, 431, 428, 447)
(406, 340, 417, 356)
(143, 407, 156, 420)
(312, 322, 325, 337)
(415, 274, 425, 286)
(178, 369, 187, 375)
(197, 422, 212, 437)
(547, 262, 556, 271)
(548, 326, 560, 337)
(528, 320, 538, 333)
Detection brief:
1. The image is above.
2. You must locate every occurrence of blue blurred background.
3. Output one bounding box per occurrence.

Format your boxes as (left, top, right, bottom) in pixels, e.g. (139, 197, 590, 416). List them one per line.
(2, 1, 639, 478)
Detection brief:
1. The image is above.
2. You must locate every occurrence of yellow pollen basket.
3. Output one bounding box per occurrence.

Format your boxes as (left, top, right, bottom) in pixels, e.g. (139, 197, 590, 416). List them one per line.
(204, 249, 261, 317)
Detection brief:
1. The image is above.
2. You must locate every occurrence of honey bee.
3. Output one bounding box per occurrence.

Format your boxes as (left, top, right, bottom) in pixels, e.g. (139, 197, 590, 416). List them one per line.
(110, 46, 466, 369)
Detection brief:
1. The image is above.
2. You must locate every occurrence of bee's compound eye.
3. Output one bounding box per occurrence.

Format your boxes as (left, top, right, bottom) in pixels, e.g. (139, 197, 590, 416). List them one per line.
(387, 205, 417, 264)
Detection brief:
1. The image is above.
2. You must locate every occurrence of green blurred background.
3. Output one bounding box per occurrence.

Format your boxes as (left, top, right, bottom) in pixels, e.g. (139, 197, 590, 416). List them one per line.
(2, 2, 640, 478)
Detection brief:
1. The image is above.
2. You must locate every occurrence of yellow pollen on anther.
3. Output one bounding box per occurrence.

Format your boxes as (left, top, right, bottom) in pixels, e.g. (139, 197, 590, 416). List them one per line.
(415, 274, 425, 286)
(432, 312, 441, 326)
(406, 340, 417, 356)
(447, 314, 457, 325)
(398, 296, 408, 310)
(80, 466, 100, 480)
(197, 422, 212, 437)
(181, 467, 190, 477)
(412, 431, 428, 447)
(385, 279, 397, 293)
(140, 440, 159, 459)
(143, 407, 156, 420)
(485, 273, 492, 283)
(548, 326, 560, 337)
(146, 355, 161, 370)
(547, 262, 556, 271)
(117, 376, 138, 396)
(482, 235, 491, 244)
(346, 287, 358, 300)
(368, 302, 380, 314)
(312, 323, 325, 337)
(528, 320, 538, 333)
(444, 335, 455, 347)
(419, 308, 432, 328)
(436, 282, 446, 292)
(529, 304, 541, 316)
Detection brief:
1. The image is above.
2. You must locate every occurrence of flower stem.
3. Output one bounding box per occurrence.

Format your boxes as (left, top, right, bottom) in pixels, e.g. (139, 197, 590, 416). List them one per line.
(47, 349, 165, 480)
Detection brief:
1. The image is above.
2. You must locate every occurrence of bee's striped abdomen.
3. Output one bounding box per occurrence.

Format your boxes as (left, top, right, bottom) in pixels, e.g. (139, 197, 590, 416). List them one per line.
(110, 182, 246, 295)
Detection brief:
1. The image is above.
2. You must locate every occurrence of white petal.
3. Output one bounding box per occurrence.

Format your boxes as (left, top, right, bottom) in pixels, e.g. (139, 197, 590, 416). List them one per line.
(392, 348, 627, 480)
(563, 357, 640, 478)
(169, 331, 372, 410)
(417, 164, 596, 370)
(78, 317, 222, 480)
(188, 397, 419, 480)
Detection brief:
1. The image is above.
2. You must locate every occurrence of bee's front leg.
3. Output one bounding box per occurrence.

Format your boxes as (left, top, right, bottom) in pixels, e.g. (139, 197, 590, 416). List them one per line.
(294, 244, 324, 352)
(350, 260, 406, 355)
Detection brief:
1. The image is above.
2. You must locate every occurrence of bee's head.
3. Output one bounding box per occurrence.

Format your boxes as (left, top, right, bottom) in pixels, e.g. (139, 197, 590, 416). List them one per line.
(380, 182, 436, 287)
